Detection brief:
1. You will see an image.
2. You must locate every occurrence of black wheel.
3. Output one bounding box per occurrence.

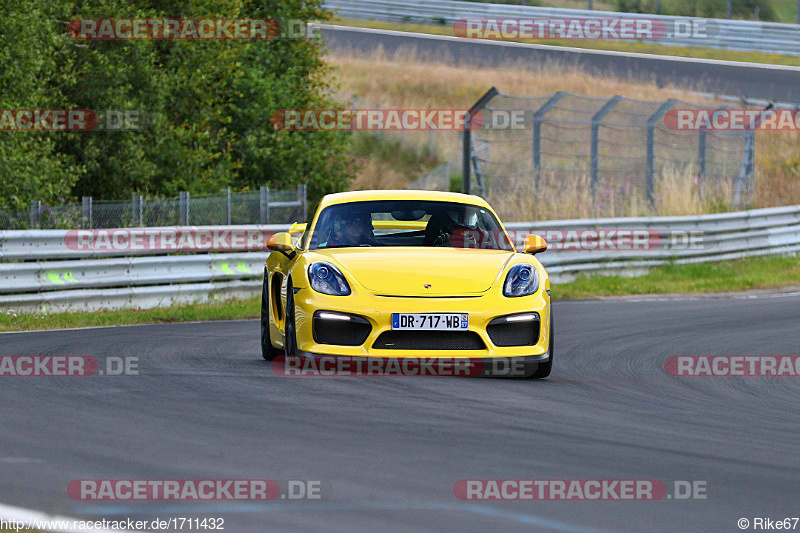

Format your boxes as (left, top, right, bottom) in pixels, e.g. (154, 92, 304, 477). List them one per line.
(260, 269, 279, 361)
(528, 309, 553, 379)
(284, 278, 298, 356)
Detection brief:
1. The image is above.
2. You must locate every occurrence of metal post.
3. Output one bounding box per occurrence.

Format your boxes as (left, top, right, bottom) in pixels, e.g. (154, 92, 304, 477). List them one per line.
(462, 128, 471, 194)
(350, 95, 357, 137)
(462, 87, 500, 195)
(588, 0, 592, 9)
(727, 0, 732, 18)
(132, 194, 143, 227)
(376, 103, 382, 139)
(29, 201, 41, 229)
(734, 132, 753, 209)
(697, 130, 707, 199)
(298, 184, 307, 221)
(179, 191, 189, 226)
(471, 139, 488, 198)
(428, 129, 435, 155)
(81, 196, 92, 229)
(260, 186, 270, 224)
(533, 92, 567, 193)
(646, 99, 677, 207)
(226, 187, 231, 225)
(734, 104, 769, 209)
(591, 96, 623, 199)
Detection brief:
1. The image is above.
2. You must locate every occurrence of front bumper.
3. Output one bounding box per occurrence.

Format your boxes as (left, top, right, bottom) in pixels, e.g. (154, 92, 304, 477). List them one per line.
(291, 286, 551, 359)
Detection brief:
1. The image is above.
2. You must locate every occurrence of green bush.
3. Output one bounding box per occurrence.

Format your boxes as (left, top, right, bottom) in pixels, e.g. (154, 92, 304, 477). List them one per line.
(0, 0, 354, 211)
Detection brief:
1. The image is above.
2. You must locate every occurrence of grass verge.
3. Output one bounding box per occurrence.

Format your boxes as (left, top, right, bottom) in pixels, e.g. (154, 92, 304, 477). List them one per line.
(555, 254, 800, 299)
(330, 17, 800, 67)
(0, 297, 260, 333)
(1, 256, 798, 332)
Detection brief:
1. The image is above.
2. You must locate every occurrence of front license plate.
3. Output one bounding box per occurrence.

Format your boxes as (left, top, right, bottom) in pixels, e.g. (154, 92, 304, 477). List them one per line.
(391, 313, 468, 331)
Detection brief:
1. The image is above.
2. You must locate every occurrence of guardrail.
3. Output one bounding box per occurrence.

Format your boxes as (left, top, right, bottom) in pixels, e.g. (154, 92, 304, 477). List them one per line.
(0, 205, 798, 313)
(323, 0, 800, 56)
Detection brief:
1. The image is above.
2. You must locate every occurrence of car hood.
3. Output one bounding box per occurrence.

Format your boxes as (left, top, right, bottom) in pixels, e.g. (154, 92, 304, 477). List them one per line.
(315, 248, 515, 296)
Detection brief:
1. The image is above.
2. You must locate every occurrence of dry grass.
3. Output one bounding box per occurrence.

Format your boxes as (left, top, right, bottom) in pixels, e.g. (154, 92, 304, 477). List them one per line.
(756, 132, 800, 207)
(485, 165, 732, 221)
(330, 48, 701, 109)
(329, 50, 800, 220)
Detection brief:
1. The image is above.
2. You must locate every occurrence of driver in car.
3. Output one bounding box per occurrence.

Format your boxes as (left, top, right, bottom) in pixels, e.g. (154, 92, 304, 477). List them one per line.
(325, 210, 378, 247)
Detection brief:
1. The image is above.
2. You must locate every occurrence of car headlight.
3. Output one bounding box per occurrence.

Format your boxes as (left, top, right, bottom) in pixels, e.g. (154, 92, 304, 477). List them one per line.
(503, 264, 539, 297)
(308, 262, 351, 296)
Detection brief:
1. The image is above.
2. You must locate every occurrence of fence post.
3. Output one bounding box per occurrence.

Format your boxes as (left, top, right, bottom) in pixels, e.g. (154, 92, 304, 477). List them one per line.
(734, 131, 756, 209)
(132, 194, 143, 227)
(734, 105, 769, 209)
(29, 201, 41, 229)
(298, 183, 308, 221)
(375, 103, 382, 139)
(81, 196, 92, 229)
(697, 130, 707, 199)
(226, 187, 232, 225)
(428, 130, 435, 155)
(462, 128, 471, 194)
(646, 99, 677, 206)
(260, 186, 270, 224)
(462, 87, 499, 195)
(179, 191, 189, 225)
(533, 91, 567, 193)
(591, 96, 623, 201)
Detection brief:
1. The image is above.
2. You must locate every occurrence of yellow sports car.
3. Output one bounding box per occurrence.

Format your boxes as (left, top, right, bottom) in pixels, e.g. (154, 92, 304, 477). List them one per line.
(260, 190, 553, 378)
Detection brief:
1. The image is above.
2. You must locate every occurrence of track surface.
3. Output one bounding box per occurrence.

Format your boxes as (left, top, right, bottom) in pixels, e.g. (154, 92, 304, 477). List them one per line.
(320, 25, 800, 102)
(2, 293, 800, 532)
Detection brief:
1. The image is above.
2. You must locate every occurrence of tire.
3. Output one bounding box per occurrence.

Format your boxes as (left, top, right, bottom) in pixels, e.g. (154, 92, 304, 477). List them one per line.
(284, 278, 298, 357)
(528, 309, 553, 379)
(260, 269, 279, 361)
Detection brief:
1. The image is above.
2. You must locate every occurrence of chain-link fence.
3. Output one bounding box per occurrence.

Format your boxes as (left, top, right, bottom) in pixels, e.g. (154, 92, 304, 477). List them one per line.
(0, 185, 307, 230)
(463, 88, 756, 221)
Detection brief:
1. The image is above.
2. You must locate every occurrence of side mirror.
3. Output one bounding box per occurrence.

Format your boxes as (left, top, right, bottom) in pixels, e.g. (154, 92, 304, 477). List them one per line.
(522, 234, 548, 255)
(267, 232, 294, 253)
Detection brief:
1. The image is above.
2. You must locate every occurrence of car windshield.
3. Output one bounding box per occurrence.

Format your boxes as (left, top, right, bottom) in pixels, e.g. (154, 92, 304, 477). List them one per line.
(308, 200, 514, 251)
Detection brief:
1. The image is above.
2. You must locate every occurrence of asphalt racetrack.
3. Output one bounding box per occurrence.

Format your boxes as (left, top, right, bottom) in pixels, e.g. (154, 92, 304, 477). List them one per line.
(320, 25, 800, 103)
(2, 292, 799, 532)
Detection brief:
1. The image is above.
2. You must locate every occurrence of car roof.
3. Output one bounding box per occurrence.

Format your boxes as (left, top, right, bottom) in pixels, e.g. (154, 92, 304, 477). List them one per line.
(318, 190, 492, 210)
